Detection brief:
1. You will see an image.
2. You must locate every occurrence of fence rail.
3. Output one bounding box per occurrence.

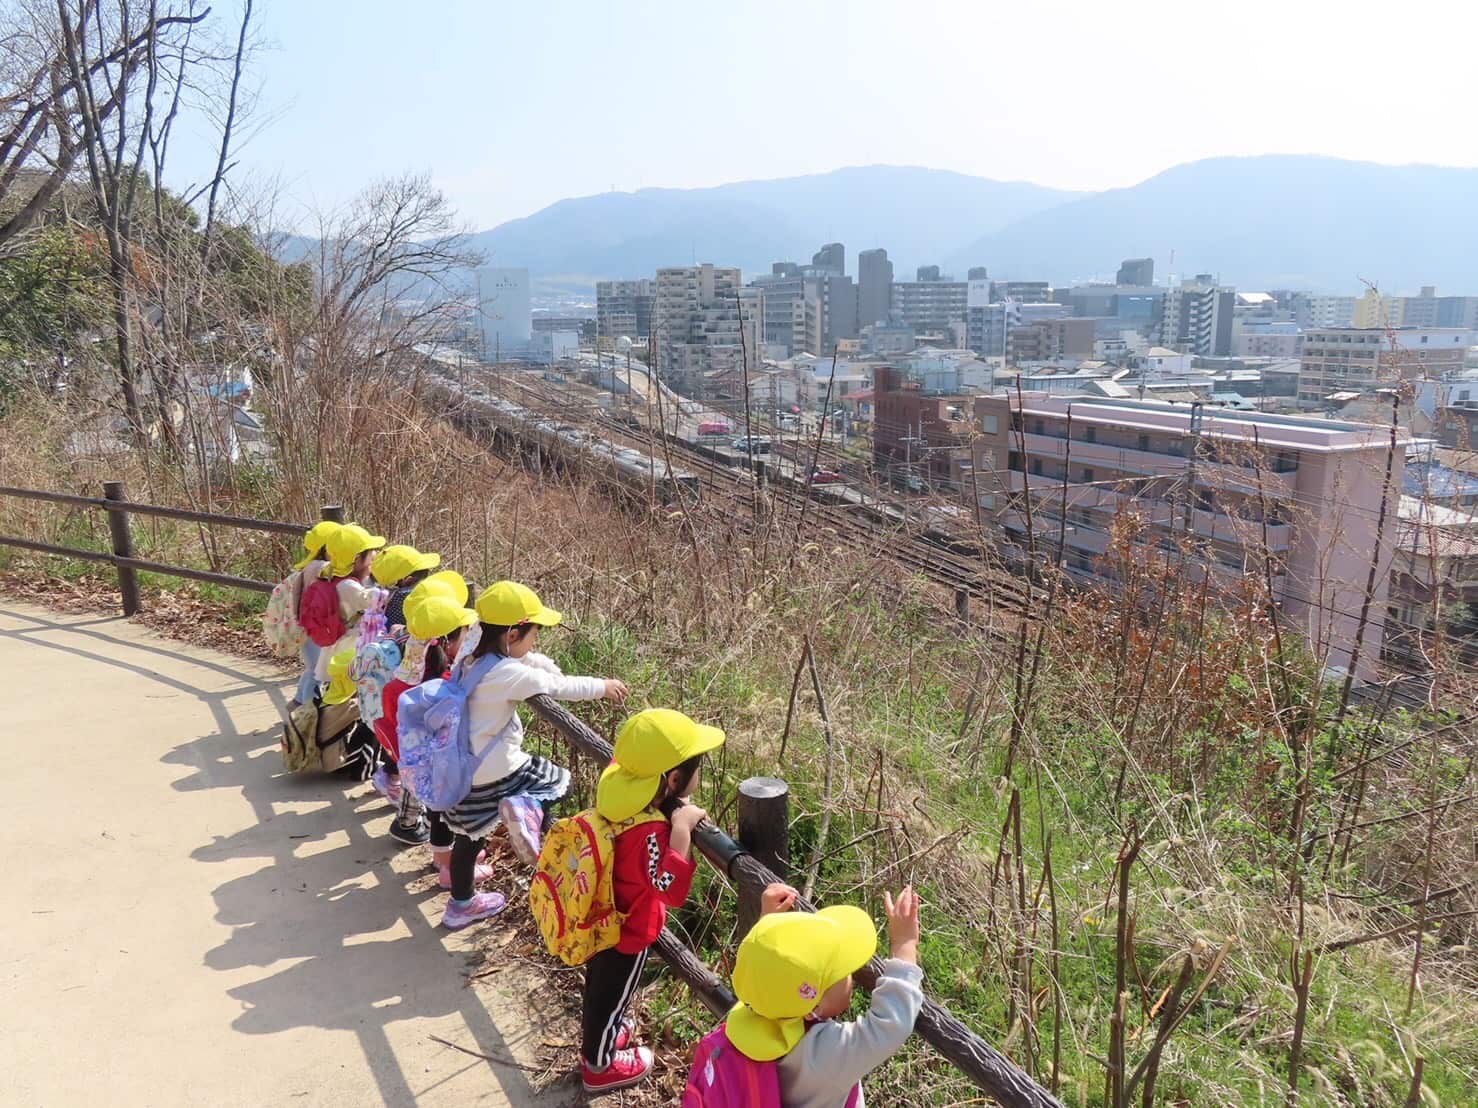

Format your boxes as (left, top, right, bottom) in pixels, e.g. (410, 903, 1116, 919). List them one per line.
(0, 481, 334, 612)
(0, 480, 1063, 1106)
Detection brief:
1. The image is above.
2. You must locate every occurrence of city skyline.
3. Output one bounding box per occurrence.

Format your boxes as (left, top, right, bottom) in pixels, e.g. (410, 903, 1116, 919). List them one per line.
(166, 1, 1478, 231)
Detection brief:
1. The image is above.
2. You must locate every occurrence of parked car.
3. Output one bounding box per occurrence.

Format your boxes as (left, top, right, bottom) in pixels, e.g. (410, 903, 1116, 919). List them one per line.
(732, 436, 772, 455)
(809, 468, 843, 484)
(697, 420, 732, 437)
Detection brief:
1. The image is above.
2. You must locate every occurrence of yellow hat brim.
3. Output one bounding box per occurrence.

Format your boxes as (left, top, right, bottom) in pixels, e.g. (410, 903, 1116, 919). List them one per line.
(815, 905, 879, 983)
(527, 604, 562, 627)
(723, 1002, 805, 1063)
(595, 762, 663, 822)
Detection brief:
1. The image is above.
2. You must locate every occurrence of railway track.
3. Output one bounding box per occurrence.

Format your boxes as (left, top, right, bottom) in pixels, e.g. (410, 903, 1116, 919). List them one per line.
(460, 368, 1035, 615)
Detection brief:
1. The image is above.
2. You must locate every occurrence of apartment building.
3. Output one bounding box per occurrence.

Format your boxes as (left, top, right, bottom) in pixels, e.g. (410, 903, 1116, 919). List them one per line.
(968, 301, 1069, 358)
(596, 279, 656, 340)
(1009, 317, 1096, 363)
(1294, 294, 1357, 330)
(1156, 277, 1235, 356)
(873, 366, 974, 490)
(1116, 258, 1154, 286)
(972, 394, 1410, 676)
(892, 271, 968, 331)
(1298, 327, 1473, 407)
(653, 265, 760, 392)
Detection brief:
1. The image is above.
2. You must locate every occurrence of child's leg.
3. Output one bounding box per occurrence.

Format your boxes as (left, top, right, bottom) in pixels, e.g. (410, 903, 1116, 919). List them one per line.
(428, 810, 454, 868)
(295, 640, 321, 703)
(581, 947, 648, 1068)
(449, 833, 486, 900)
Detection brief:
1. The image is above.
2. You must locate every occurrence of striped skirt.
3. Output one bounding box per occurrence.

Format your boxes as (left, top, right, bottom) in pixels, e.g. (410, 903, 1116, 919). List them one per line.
(445, 755, 570, 838)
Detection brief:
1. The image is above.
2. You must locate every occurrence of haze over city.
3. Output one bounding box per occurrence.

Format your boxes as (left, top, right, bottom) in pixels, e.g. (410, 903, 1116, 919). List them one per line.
(174, 0, 1478, 230)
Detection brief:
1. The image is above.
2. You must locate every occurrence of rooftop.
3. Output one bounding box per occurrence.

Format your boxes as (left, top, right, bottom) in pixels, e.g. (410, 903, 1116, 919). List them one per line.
(1004, 394, 1414, 453)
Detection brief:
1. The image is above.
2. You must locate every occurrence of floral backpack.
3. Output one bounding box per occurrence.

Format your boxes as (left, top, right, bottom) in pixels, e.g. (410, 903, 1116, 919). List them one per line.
(263, 570, 307, 658)
(681, 1025, 860, 1108)
(529, 808, 662, 967)
(396, 653, 507, 810)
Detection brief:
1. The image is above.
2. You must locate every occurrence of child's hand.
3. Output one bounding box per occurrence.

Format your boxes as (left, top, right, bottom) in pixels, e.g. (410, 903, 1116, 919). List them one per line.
(670, 803, 707, 834)
(760, 883, 799, 915)
(883, 885, 921, 965)
(667, 802, 707, 860)
(602, 678, 629, 703)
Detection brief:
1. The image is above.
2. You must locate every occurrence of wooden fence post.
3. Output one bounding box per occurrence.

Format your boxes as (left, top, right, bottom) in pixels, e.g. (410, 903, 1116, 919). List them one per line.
(102, 480, 140, 616)
(320, 504, 345, 523)
(955, 587, 970, 623)
(736, 776, 789, 939)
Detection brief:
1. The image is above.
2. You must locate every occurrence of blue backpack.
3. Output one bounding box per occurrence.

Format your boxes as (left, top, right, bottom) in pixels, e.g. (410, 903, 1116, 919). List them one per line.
(396, 654, 510, 810)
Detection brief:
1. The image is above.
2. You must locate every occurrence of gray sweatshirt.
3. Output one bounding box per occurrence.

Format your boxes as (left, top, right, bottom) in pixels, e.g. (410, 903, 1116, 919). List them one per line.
(776, 959, 925, 1108)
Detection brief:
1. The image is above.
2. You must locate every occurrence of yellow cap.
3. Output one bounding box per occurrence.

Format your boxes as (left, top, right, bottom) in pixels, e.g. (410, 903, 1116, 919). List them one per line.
(405, 591, 477, 641)
(322, 648, 357, 706)
(322, 523, 386, 577)
(416, 570, 469, 606)
(595, 708, 725, 822)
(725, 907, 878, 1061)
(474, 580, 562, 627)
(293, 521, 342, 569)
(370, 544, 440, 586)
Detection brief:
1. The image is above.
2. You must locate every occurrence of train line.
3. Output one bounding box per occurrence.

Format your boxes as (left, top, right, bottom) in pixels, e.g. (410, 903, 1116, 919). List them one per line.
(445, 367, 1035, 615)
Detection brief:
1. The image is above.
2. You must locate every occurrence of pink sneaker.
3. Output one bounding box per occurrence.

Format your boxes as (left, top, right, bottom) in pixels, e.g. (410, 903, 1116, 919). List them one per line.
(581, 1046, 653, 1094)
(441, 891, 507, 931)
(437, 862, 495, 890)
(499, 796, 543, 866)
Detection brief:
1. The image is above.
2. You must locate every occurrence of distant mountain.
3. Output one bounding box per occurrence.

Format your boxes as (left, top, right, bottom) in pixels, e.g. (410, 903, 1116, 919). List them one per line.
(947, 155, 1478, 292)
(469, 165, 1078, 285)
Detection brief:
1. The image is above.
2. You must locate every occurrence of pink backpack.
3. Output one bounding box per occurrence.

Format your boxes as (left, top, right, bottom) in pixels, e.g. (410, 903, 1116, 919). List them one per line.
(298, 575, 347, 647)
(681, 1024, 859, 1108)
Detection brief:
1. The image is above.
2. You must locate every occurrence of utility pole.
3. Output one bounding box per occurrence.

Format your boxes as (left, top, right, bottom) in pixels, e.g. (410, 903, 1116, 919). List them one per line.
(1184, 400, 1204, 539)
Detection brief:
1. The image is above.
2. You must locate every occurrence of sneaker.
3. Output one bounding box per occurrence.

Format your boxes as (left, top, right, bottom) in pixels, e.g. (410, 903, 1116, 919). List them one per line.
(499, 796, 543, 866)
(388, 818, 429, 846)
(437, 862, 495, 890)
(581, 1047, 653, 1095)
(441, 891, 508, 931)
(371, 768, 402, 805)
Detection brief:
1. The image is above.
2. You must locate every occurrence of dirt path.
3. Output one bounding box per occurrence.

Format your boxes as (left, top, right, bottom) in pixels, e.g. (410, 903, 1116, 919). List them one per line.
(0, 603, 582, 1107)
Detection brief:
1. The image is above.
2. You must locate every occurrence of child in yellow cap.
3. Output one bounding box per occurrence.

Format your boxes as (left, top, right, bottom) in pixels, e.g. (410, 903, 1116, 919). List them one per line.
(369, 544, 441, 629)
(441, 580, 628, 933)
(579, 707, 724, 1094)
(310, 522, 386, 686)
(281, 520, 340, 708)
(685, 884, 924, 1107)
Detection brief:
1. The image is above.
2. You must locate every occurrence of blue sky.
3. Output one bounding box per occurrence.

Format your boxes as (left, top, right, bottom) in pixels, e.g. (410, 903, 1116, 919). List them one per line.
(171, 0, 1478, 232)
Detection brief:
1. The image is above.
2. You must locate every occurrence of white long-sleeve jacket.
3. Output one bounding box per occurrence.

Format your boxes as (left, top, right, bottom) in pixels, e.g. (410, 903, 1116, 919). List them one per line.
(464, 651, 605, 785)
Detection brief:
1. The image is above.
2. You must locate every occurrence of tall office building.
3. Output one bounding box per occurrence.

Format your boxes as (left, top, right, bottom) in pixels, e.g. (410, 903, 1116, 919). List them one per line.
(596, 279, 656, 339)
(476, 267, 531, 359)
(858, 248, 893, 330)
(1116, 257, 1154, 286)
(811, 242, 845, 275)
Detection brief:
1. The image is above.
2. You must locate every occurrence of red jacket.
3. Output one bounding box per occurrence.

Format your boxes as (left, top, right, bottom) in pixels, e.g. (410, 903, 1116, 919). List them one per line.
(611, 816, 697, 954)
(375, 677, 413, 758)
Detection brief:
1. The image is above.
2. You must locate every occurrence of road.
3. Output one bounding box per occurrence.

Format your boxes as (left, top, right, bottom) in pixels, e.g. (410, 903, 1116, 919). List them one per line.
(0, 602, 581, 1107)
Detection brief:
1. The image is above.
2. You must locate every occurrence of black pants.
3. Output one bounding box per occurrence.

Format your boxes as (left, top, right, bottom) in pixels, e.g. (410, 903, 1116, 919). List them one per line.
(428, 809, 453, 850)
(447, 799, 559, 900)
(581, 946, 648, 1068)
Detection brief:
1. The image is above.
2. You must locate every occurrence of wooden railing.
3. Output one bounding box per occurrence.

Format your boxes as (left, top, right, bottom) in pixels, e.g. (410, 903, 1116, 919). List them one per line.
(0, 481, 337, 613)
(0, 480, 1064, 1107)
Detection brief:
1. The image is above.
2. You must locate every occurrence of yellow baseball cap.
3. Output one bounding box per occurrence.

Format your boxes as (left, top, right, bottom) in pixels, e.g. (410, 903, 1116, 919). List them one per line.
(474, 580, 562, 627)
(322, 523, 386, 576)
(595, 708, 725, 822)
(416, 570, 470, 605)
(405, 591, 477, 641)
(322, 648, 357, 706)
(293, 521, 342, 569)
(370, 544, 440, 586)
(726, 907, 878, 1061)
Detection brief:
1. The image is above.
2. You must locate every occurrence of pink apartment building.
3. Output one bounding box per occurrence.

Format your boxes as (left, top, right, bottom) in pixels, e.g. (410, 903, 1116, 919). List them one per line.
(973, 394, 1410, 677)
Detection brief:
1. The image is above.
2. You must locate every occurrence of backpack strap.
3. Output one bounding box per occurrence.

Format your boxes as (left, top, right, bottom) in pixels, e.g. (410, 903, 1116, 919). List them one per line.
(452, 654, 516, 775)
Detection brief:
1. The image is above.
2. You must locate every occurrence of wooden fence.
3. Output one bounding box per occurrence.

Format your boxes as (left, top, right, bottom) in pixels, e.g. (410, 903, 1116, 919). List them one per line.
(0, 481, 1065, 1107)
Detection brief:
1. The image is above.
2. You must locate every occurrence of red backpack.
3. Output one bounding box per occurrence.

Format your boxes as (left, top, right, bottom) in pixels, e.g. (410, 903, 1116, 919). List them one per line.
(681, 1024, 859, 1108)
(298, 575, 347, 647)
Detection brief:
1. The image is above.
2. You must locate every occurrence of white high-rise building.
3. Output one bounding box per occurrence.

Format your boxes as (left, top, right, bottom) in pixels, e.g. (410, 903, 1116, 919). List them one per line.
(654, 264, 761, 393)
(476, 267, 530, 359)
